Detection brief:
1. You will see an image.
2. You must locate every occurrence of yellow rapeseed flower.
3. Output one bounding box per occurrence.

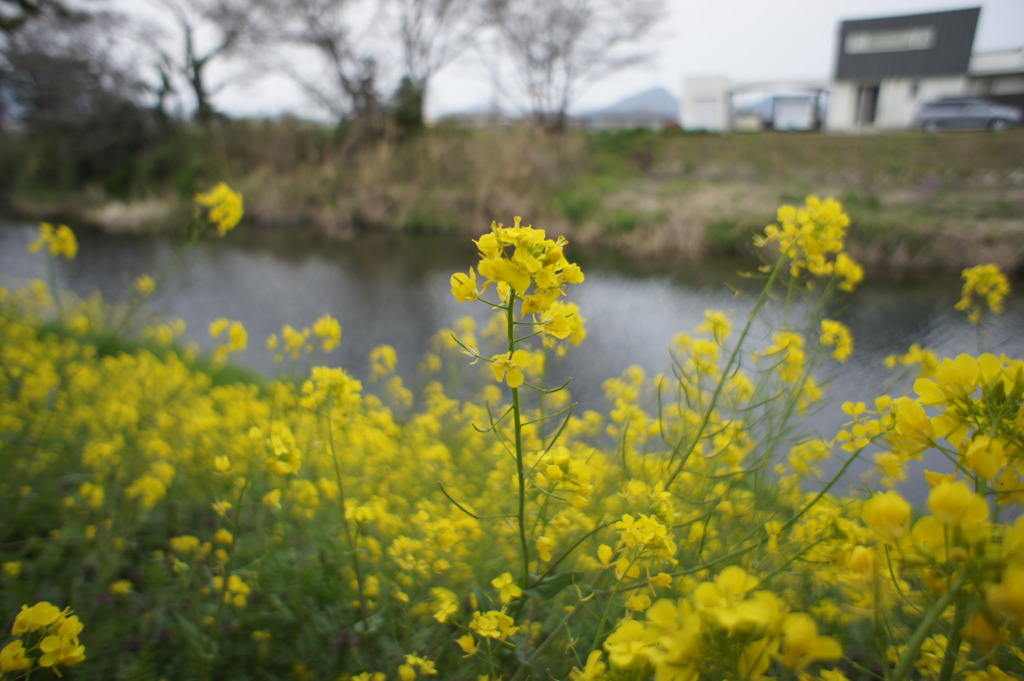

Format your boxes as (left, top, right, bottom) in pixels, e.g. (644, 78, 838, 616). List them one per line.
(569, 651, 607, 681)
(8, 603, 86, 674)
(469, 609, 519, 640)
(134, 274, 157, 296)
(697, 309, 732, 345)
(455, 633, 478, 657)
(926, 479, 989, 530)
(758, 331, 806, 383)
(450, 268, 480, 302)
(12, 602, 63, 635)
(819, 319, 853, 362)
(313, 314, 342, 352)
(0, 640, 30, 673)
(28, 222, 78, 259)
(987, 565, 1024, 628)
(490, 350, 529, 388)
(885, 343, 939, 378)
(955, 263, 1009, 324)
(965, 435, 1008, 480)
(536, 535, 555, 562)
(755, 196, 861, 291)
(110, 579, 133, 595)
(862, 491, 911, 542)
(455, 217, 583, 313)
(194, 182, 244, 236)
(779, 612, 843, 670)
(491, 572, 522, 604)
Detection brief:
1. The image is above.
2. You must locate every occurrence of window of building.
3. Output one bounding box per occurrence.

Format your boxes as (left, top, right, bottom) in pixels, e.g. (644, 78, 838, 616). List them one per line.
(845, 27, 936, 54)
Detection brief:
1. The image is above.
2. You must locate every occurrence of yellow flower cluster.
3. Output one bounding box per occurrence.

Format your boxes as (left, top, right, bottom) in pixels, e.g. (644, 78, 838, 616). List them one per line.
(873, 352, 1024, 494)
(461, 608, 519, 654)
(885, 342, 940, 378)
(450, 219, 587, 381)
(5, 199, 1024, 680)
(452, 217, 584, 308)
(194, 182, 244, 236)
(134, 274, 157, 297)
(854, 476, 1024, 665)
(819, 318, 853, 362)
(209, 317, 248, 364)
(604, 566, 841, 678)
(397, 653, 437, 681)
(28, 222, 78, 259)
(755, 195, 863, 291)
(757, 330, 806, 383)
(955, 263, 1011, 324)
(267, 315, 342, 362)
(211, 574, 253, 608)
(1, 602, 86, 676)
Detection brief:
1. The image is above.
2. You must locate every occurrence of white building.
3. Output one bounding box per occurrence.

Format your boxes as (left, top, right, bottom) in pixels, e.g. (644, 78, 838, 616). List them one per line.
(826, 6, 1024, 131)
(681, 78, 828, 133)
(680, 77, 732, 132)
(681, 6, 1024, 133)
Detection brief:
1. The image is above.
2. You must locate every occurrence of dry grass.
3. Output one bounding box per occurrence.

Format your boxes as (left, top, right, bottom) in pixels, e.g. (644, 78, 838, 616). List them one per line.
(19, 122, 1024, 273)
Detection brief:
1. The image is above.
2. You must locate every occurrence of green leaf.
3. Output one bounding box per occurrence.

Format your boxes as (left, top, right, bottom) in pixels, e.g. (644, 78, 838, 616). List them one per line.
(352, 605, 389, 635)
(525, 572, 582, 600)
(171, 609, 215, 663)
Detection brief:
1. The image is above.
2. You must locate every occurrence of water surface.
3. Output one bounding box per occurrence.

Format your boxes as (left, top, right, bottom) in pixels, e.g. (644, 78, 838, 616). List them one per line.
(4, 222, 1023, 500)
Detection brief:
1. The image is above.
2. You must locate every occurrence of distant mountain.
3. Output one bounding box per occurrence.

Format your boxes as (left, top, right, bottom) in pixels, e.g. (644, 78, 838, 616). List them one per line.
(587, 87, 679, 119)
(436, 87, 680, 127)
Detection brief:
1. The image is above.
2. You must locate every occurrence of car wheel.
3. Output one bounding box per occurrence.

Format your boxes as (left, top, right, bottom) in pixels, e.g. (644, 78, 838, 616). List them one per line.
(989, 119, 1009, 132)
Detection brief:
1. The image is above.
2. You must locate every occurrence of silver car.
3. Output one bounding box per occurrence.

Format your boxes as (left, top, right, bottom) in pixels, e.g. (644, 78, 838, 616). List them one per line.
(914, 97, 1022, 132)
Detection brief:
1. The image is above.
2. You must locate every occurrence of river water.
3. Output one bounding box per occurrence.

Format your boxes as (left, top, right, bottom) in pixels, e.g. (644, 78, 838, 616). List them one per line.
(4, 221, 1024, 500)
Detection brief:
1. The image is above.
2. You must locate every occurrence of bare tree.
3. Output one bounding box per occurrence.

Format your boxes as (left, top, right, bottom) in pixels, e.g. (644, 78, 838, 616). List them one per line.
(386, 0, 478, 128)
(0, 0, 68, 32)
(0, 2, 159, 194)
(1, 1, 140, 127)
(250, 0, 384, 128)
(485, 0, 665, 131)
(142, 0, 256, 123)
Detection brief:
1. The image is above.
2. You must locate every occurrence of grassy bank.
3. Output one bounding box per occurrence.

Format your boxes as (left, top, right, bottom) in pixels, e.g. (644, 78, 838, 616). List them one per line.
(3, 120, 1024, 273)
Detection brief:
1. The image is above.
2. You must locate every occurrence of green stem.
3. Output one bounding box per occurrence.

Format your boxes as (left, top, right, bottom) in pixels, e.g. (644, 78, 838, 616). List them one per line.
(512, 385, 530, 595)
(47, 258, 65, 323)
(506, 294, 531, 599)
(890, 573, 966, 681)
(203, 474, 250, 681)
(113, 219, 206, 336)
(326, 407, 375, 670)
(664, 256, 786, 489)
(780, 443, 864, 535)
(591, 555, 636, 650)
(937, 596, 967, 681)
(510, 567, 611, 681)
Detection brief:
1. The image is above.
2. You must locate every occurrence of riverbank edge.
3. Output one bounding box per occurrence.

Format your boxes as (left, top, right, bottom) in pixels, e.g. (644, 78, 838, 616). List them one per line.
(4, 191, 1024, 279)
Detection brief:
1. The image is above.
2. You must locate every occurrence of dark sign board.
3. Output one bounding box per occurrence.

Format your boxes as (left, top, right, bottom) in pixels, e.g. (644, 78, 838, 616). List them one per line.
(834, 7, 980, 80)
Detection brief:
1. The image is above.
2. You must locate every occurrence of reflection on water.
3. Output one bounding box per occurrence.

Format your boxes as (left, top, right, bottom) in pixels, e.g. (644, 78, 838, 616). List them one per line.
(3, 221, 1023, 501)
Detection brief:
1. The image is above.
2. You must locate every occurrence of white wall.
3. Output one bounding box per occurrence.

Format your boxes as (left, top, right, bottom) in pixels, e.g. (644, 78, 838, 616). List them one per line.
(825, 83, 858, 130)
(971, 49, 1024, 76)
(682, 77, 731, 131)
(828, 75, 968, 130)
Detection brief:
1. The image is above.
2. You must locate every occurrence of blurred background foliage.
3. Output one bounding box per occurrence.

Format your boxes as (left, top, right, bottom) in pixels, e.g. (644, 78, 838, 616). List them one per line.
(1, 0, 1022, 272)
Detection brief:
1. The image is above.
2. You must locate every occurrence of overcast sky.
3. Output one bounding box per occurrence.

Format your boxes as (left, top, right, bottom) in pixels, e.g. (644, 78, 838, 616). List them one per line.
(216, 0, 1024, 120)
(438, 0, 1024, 117)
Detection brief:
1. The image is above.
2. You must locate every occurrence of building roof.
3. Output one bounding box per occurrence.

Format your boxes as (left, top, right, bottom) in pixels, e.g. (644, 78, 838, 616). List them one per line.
(834, 7, 980, 80)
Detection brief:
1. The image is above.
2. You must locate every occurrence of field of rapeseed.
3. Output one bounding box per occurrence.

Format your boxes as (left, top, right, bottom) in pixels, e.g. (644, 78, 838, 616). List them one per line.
(1, 186, 1023, 681)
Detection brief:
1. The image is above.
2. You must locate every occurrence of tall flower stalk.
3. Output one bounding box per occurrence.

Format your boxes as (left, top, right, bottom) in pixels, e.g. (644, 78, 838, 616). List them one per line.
(450, 218, 585, 600)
